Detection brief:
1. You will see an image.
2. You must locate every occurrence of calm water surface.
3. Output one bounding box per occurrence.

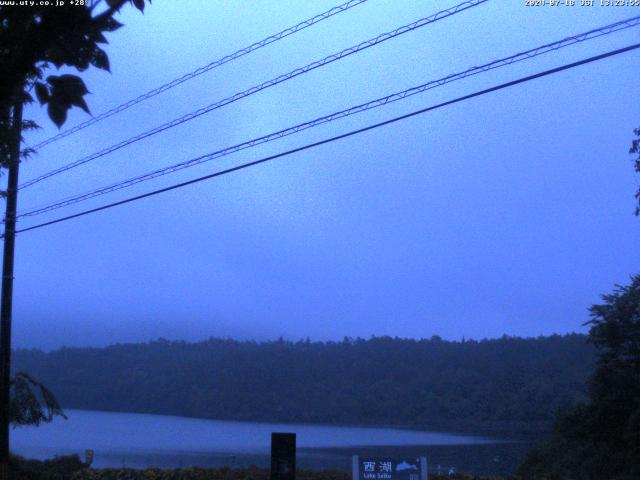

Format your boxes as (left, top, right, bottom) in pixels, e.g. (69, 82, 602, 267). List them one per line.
(12, 409, 525, 475)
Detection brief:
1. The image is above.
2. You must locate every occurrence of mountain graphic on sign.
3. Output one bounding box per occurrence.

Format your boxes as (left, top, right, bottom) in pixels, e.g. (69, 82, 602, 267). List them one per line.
(396, 461, 418, 471)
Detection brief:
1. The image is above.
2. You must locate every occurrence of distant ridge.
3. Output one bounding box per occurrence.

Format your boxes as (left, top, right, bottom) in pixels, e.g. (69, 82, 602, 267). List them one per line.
(14, 334, 594, 438)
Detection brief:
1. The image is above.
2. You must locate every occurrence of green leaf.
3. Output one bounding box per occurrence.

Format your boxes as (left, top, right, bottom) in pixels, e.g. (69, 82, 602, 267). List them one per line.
(47, 74, 89, 98)
(103, 17, 123, 32)
(132, 0, 145, 12)
(94, 31, 109, 44)
(45, 75, 91, 123)
(34, 82, 49, 105)
(21, 147, 37, 160)
(70, 96, 91, 115)
(47, 101, 68, 129)
(21, 120, 41, 131)
(91, 47, 110, 72)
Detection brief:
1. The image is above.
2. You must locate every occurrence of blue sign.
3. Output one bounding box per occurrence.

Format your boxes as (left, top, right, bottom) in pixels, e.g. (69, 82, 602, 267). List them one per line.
(353, 456, 428, 480)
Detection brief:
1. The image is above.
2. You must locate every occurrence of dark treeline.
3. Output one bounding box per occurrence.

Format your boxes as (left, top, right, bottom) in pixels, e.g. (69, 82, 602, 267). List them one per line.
(13, 334, 593, 437)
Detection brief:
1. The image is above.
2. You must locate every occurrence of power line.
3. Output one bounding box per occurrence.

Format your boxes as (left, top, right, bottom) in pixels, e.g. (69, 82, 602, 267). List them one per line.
(16, 15, 640, 219)
(19, 0, 488, 190)
(30, 0, 370, 151)
(12, 42, 640, 236)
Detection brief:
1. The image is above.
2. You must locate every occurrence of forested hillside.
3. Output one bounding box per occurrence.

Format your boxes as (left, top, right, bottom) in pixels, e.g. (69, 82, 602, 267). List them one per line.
(13, 335, 594, 437)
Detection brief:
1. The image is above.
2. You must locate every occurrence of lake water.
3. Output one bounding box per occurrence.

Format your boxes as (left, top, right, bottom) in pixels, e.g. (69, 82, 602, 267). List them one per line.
(11, 409, 528, 476)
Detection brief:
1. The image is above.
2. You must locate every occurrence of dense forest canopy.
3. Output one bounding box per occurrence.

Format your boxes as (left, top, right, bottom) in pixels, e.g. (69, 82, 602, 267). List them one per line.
(14, 334, 593, 437)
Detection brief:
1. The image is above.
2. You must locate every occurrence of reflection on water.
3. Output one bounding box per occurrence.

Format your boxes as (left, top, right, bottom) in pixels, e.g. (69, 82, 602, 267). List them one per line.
(11, 409, 526, 476)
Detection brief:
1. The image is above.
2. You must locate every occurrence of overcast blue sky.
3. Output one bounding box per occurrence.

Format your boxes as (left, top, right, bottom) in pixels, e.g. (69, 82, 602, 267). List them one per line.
(11, 0, 640, 349)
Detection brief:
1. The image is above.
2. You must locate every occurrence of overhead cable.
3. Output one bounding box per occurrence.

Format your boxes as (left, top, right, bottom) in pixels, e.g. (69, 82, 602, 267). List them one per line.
(13, 42, 640, 236)
(17, 15, 640, 219)
(30, 0, 370, 150)
(19, 0, 488, 189)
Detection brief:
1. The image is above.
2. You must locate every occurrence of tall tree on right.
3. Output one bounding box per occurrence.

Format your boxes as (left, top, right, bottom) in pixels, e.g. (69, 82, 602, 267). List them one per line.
(518, 275, 640, 480)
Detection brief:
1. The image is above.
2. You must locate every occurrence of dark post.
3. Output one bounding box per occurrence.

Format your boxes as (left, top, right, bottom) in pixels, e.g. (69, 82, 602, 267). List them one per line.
(270, 432, 296, 480)
(0, 100, 23, 480)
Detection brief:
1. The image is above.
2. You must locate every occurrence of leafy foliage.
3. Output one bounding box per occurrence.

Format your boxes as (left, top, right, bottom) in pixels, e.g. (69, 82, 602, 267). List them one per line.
(0, 0, 150, 191)
(0, 0, 151, 193)
(9, 372, 66, 427)
(0, 0, 150, 441)
(14, 334, 594, 437)
(0, 0, 150, 126)
(10, 453, 86, 480)
(518, 275, 640, 480)
(630, 127, 640, 215)
(0, 0, 150, 444)
(39, 75, 91, 128)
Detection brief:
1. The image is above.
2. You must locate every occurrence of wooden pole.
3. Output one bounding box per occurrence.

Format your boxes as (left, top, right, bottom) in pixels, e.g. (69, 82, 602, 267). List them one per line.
(0, 100, 23, 480)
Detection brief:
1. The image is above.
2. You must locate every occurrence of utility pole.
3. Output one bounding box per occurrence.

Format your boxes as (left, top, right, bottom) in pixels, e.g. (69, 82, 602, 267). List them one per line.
(0, 100, 23, 480)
